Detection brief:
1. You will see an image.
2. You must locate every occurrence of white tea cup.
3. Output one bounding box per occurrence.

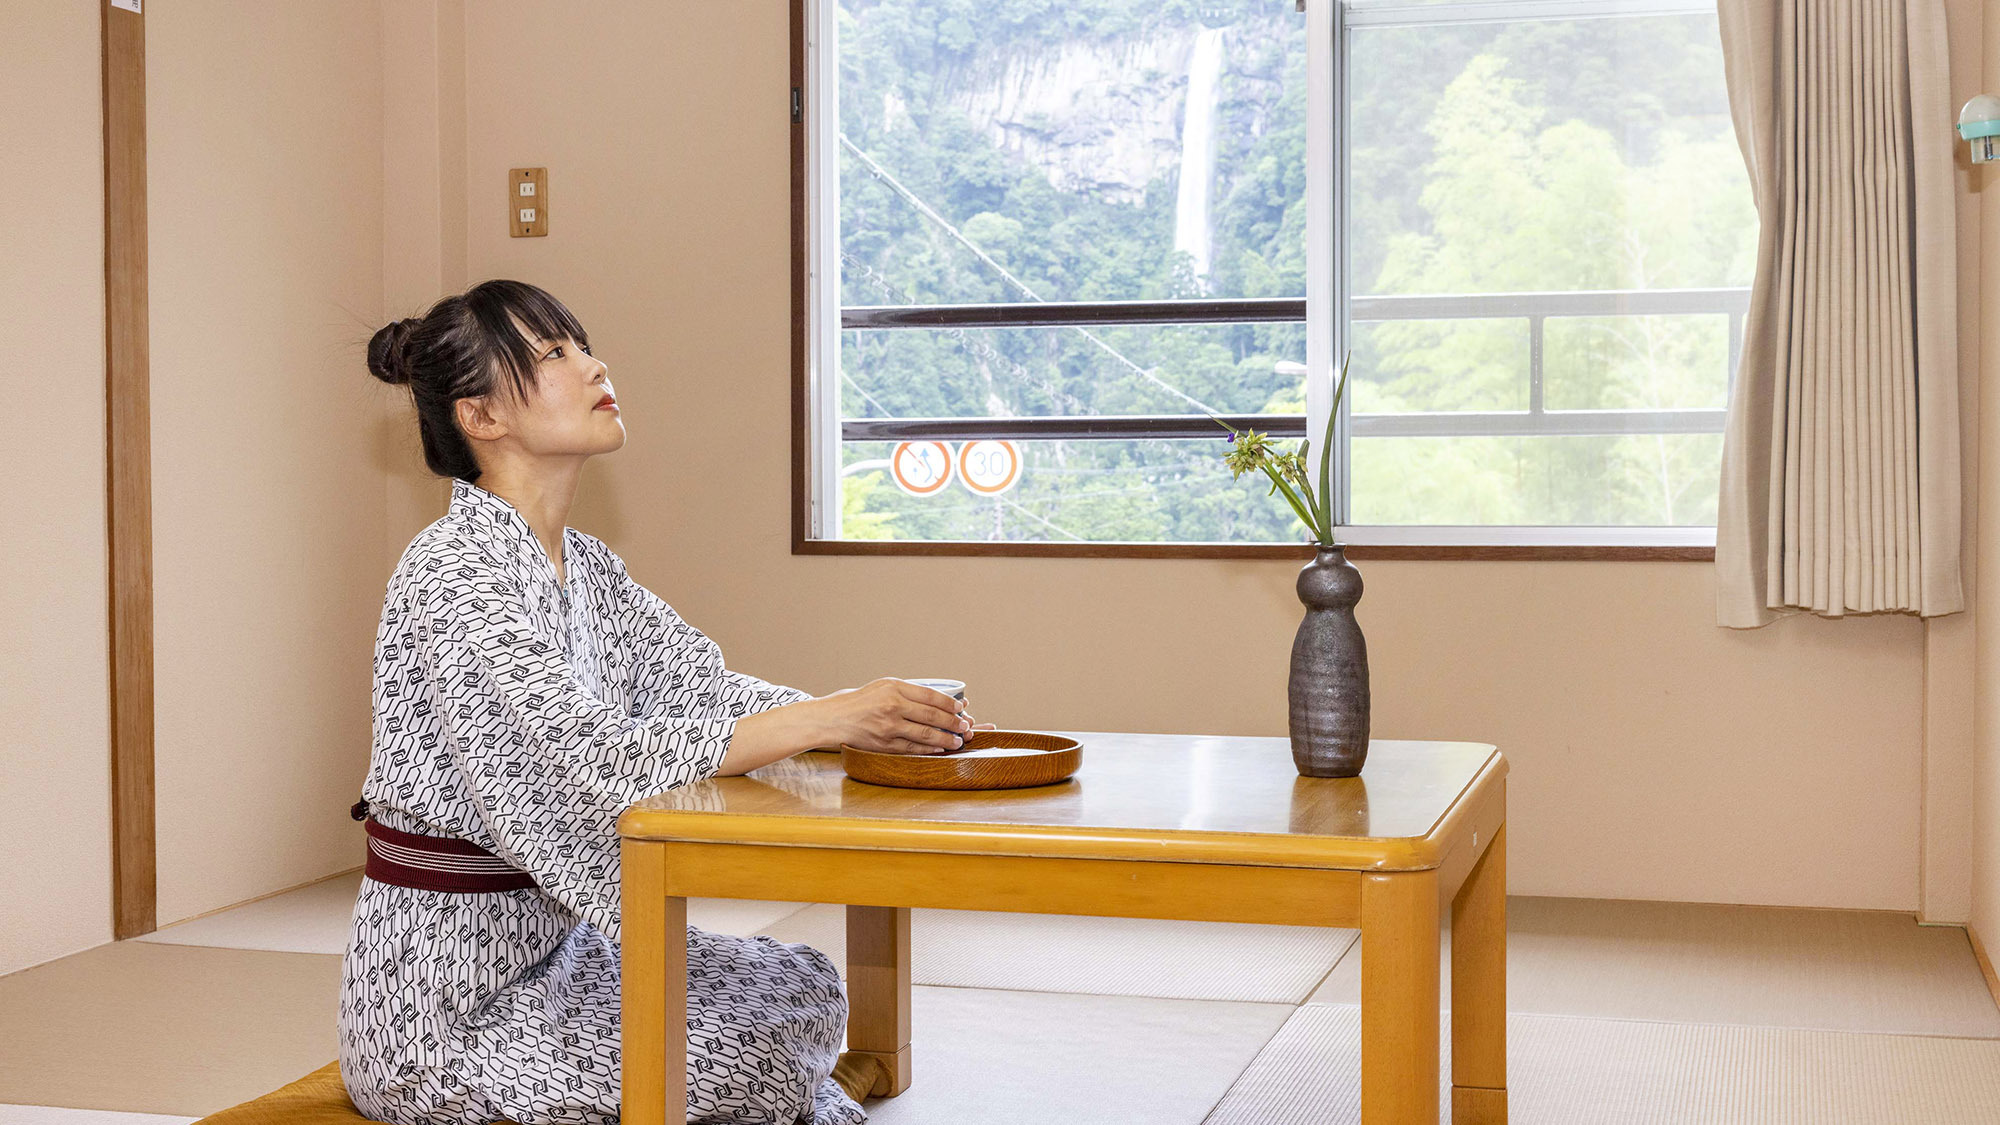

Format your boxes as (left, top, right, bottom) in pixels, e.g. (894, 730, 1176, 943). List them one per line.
(905, 677, 970, 746)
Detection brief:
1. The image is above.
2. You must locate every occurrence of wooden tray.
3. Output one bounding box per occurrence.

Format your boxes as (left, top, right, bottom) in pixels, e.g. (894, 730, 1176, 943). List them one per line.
(840, 730, 1082, 791)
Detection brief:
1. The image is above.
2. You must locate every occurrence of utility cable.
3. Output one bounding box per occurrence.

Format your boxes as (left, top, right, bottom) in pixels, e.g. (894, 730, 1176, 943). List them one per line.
(839, 133, 1226, 417)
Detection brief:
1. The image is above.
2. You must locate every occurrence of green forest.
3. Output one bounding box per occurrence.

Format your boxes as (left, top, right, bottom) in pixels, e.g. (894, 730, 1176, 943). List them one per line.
(833, 0, 1758, 541)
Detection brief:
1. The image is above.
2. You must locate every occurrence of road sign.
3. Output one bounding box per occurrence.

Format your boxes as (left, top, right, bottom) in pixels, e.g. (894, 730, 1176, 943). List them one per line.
(956, 439, 1021, 496)
(890, 441, 954, 496)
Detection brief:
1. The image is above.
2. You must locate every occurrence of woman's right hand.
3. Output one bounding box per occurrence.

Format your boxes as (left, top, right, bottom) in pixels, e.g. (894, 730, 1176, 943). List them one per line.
(812, 677, 971, 755)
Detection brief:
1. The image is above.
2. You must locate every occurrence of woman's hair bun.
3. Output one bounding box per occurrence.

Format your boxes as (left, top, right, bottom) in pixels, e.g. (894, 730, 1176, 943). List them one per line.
(366, 317, 421, 387)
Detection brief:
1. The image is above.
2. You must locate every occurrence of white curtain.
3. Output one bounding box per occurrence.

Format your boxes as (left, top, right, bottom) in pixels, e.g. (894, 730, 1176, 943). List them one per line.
(1714, 0, 1964, 627)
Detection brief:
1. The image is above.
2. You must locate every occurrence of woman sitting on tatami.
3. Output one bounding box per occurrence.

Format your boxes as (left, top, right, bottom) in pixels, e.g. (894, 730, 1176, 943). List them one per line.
(342, 278, 987, 1125)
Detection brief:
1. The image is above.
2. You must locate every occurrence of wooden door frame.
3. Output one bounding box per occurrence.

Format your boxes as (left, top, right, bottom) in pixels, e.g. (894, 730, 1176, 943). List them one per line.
(104, 0, 155, 939)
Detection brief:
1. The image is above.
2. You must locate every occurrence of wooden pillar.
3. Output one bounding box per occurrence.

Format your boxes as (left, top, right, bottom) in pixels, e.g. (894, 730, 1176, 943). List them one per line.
(103, 0, 156, 941)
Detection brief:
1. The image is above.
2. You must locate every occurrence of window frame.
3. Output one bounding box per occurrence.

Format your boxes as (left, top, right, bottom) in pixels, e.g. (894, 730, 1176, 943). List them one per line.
(790, 0, 1728, 560)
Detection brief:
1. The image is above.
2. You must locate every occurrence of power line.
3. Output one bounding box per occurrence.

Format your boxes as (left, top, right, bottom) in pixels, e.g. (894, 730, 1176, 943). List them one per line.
(840, 250, 1087, 415)
(841, 371, 896, 417)
(998, 496, 1086, 540)
(881, 471, 1224, 517)
(839, 134, 1227, 418)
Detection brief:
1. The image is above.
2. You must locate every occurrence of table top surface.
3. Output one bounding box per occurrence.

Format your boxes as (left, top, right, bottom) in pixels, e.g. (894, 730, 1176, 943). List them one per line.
(618, 733, 1504, 870)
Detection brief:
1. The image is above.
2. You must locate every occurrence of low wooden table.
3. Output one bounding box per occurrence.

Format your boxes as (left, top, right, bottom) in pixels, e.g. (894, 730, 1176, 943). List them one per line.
(617, 734, 1508, 1125)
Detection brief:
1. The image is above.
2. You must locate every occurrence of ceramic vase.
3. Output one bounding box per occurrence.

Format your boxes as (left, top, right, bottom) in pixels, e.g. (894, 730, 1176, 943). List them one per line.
(1288, 544, 1371, 777)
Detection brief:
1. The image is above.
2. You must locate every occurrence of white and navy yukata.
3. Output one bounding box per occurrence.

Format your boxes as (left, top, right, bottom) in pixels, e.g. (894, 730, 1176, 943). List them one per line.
(338, 476, 865, 1125)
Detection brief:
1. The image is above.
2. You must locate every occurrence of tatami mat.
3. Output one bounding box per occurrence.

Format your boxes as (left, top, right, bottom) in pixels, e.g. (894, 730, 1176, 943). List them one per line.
(134, 873, 364, 955)
(1203, 1003, 2000, 1124)
(133, 871, 809, 954)
(856, 985, 1291, 1124)
(12, 875, 1997, 1121)
(686, 897, 815, 936)
(0, 942, 342, 1117)
(0, 1108, 197, 1125)
(0, 933, 1287, 1125)
(759, 904, 1357, 1004)
(1307, 896, 2000, 1038)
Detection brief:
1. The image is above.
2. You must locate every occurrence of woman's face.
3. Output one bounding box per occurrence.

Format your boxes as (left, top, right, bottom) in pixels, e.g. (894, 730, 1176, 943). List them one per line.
(458, 316, 625, 459)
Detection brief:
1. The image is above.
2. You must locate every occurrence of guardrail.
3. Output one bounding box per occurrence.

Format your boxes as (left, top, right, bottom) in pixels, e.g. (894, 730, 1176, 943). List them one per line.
(839, 288, 1749, 441)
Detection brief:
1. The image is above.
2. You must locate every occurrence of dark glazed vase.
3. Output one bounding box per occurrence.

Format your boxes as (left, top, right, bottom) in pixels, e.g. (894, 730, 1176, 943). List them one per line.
(1289, 544, 1371, 777)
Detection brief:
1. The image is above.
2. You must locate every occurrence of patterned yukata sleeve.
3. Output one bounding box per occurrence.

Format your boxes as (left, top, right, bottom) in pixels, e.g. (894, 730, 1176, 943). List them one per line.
(410, 562, 737, 942)
(603, 548, 816, 720)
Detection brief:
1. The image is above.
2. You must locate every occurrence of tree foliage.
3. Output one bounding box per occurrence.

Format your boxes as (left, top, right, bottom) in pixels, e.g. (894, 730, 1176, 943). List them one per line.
(833, 0, 1757, 539)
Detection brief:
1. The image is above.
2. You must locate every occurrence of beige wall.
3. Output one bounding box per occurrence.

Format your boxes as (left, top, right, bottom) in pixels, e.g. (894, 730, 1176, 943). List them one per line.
(380, 0, 464, 568)
(7, 0, 1992, 977)
(4, 1, 396, 975)
(1976, 0, 2000, 972)
(1928, 0, 1991, 927)
(425, 0, 1983, 911)
(1, 0, 113, 976)
(145, 1, 388, 927)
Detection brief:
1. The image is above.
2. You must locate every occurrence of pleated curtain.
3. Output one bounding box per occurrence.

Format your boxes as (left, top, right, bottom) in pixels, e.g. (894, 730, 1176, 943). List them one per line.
(1714, 0, 1964, 627)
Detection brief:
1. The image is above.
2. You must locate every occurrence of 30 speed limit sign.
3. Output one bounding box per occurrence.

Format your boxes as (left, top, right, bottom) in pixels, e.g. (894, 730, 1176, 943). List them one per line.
(890, 441, 954, 496)
(956, 440, 1021, 496)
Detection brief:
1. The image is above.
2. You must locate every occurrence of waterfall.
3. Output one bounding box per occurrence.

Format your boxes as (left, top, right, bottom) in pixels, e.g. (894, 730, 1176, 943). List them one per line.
(1173, 26, 1226, 290)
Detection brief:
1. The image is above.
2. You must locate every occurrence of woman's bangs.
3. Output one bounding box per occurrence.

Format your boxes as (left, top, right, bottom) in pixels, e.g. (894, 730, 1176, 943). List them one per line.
(469, 281, 590, 403)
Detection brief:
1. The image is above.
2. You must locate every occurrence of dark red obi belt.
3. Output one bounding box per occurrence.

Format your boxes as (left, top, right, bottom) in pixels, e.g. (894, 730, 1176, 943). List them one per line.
(351, 799, 537, 893)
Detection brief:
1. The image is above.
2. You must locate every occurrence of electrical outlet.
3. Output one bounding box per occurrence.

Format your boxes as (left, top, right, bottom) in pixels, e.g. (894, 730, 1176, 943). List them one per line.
(509, 168, 547, 237)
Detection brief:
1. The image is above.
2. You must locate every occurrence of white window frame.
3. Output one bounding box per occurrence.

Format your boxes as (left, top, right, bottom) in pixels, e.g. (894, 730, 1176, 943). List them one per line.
(803, 0, 1737, 549)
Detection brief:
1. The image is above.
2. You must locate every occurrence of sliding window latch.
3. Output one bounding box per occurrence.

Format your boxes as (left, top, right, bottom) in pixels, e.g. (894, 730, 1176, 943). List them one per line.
(792, 86, 802, 124)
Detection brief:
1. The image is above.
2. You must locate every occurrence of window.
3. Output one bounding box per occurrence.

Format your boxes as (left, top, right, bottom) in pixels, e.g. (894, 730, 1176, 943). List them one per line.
(794, 0, 1754, 555)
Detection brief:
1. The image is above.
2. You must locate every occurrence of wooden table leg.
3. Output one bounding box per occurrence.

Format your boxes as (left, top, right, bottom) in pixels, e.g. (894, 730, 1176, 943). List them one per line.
(1450, 820, 1507, 1124)
(1362, 870, 1440, 1125)
(843, 905, 912, 1096)
(619, 840, 687, 1125)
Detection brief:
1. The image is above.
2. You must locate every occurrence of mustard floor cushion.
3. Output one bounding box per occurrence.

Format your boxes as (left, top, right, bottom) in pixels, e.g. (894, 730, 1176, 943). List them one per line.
(190, 1063, 519, 1125)
(188, 1062, 376, 1125)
